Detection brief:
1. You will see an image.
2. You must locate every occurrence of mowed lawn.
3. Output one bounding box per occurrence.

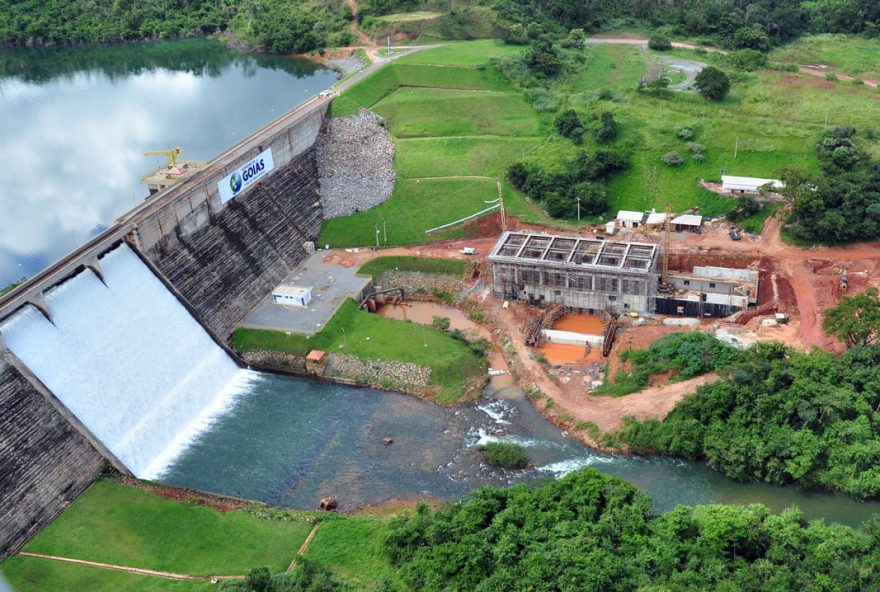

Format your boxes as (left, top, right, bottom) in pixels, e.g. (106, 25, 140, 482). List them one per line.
(319, 177, 498, 247)
(1, 556, 211, 592)
(395, 136, 542, 177)
(325, 41, 554, 245)
(15, 480, 312, 577)
(233, 298, 486, 404)
(374, 88, 540, 137)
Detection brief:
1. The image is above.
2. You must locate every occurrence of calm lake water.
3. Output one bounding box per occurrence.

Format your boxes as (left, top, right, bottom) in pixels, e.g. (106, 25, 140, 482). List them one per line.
(161, 373, 880, 527)
(0, 39, 338, 286)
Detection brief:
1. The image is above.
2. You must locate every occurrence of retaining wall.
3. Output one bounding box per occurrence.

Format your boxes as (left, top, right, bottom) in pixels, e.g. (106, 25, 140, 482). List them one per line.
(0, 359, 105, 559)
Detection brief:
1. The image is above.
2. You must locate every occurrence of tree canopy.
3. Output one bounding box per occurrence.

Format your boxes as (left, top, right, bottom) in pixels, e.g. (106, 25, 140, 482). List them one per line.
(611, 342, 880, 499)
(385, 468, 880, 592)
(824, 287, 880, 347)
(694, 66, 731, 101)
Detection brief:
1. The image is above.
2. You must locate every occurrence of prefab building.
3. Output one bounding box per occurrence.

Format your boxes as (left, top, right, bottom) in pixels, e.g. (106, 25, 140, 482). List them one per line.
(488, 231, 660, 314)
(721, 175, 784, 194)
(671, 214, 703, 233)
(272, 284, 312, 306)
(616, 210, 645, 229)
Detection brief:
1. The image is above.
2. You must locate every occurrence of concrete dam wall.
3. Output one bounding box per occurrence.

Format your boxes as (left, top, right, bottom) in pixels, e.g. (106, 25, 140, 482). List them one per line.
(0, 97, 330, 558)
(0, 358, 106, 557)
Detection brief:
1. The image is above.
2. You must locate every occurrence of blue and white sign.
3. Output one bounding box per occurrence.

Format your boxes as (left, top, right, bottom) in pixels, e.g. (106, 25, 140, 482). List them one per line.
(218, 148, 275, 203)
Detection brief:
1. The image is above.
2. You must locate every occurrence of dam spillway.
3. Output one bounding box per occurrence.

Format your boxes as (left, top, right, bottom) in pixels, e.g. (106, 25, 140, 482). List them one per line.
(0, 244, 253, 478)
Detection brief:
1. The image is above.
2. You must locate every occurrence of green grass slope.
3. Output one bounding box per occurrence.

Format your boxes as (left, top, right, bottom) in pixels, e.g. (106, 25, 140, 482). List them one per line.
(233, 298, 485, 404)
(18, 480, 312, 576)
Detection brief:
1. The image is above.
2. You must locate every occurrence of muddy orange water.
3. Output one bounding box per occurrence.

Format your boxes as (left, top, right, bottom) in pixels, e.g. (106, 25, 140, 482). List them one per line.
(552, 313, 604, 334)
(378, 302, 474, 332)
(539, 314, 605, 365)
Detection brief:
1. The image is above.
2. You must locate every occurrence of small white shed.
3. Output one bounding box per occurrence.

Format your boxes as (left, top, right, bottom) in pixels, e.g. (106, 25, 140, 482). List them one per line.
(272, 284, 312, 306)
(616, 210, 645, 229)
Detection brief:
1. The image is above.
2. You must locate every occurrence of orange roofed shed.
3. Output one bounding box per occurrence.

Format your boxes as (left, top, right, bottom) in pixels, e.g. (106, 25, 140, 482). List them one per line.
(306, 350, 326, 364)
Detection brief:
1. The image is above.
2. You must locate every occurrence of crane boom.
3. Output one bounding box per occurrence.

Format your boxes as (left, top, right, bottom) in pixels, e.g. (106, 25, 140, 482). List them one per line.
(144, 148, 182, 169)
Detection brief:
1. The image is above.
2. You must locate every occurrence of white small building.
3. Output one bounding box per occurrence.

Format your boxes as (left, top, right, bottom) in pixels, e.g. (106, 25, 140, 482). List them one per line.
(272, 284, 312, 306)
(646, 210, 670, 228)
(721, 175, 785, 194)
(671, 214, 703, 233)
(616, 210, 645, 229)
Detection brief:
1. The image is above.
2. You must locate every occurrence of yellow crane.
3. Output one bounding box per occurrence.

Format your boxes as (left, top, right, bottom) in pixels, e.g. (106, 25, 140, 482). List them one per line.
(144, 148, 183, 169)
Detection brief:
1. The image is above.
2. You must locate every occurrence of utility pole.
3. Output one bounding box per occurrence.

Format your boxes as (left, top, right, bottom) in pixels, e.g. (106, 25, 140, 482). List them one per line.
(341, 327, 348, 349)
(734, 137, 739, 159)
(383, 219, 387, 244)
(375, 224, 380, 248)
(576, 195, 581, 222)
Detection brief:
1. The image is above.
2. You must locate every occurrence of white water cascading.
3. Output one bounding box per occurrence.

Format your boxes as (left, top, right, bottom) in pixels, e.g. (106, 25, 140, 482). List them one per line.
(0, 244, 254, 479)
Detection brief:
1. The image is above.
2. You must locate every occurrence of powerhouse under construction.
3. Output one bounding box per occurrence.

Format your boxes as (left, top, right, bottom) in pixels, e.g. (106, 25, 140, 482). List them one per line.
(488, 231, 759, 317)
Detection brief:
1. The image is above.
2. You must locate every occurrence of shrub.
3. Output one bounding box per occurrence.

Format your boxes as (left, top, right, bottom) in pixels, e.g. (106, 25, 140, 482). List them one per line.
(852, 78, 865, 86)
(648, 36, 672, 51)
(692, 153, 706, 162)
(728, 49, 768, 71)
(561, 28, 586, 49)
(675, 126, 694, 140)
(593, 111, 619, 144)
(663, 151, 684, 166)
(825, 73, 838, 81)
(732, 24, 770, 51)
(479, 442, 529, 469)
(431, 316, 451, 331)
(685, 142, 705, 153)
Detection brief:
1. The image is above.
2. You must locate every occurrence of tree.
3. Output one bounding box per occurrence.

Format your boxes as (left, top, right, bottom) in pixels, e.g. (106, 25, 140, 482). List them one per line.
(823, 287, 880, 347)
(561, 28, 586, 49)
(694, 66, 731, 100)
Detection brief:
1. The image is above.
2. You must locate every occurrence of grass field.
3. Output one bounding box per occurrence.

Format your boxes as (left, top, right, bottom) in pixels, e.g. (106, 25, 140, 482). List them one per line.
(319, 177, 499, 247)
(233, 298, 486, 403)
(1, 556, 211, 592)
(771, 34, 880, 81)
(301, 516, 401, 590)
(0, 480, 400, 592)
(357, 255, 471, 278)
(17, 480, 312, 576)
(325, 41, 554, 247)
(523, 42, 879, 217)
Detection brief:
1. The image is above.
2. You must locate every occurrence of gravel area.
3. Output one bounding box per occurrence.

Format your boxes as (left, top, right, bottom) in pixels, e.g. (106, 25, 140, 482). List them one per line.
(324, 353, 431, 393)
(316, 109, 396, 219)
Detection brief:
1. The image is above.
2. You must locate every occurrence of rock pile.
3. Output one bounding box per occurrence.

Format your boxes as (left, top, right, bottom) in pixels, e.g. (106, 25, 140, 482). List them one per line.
(316, 109, 395, 219)
(324, 353, 431, 393)
(376, 271, 467, 298)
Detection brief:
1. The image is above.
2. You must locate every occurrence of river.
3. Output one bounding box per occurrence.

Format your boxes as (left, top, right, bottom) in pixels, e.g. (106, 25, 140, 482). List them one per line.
(0, 38, 338, 287)
(160, 371, 880, 527)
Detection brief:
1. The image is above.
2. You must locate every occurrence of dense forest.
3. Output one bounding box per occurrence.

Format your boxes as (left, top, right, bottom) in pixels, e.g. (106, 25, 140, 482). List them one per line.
(609, 341, 880, 499)
(0, 0, 353, 53)
(385, 468, 880, 591)
(3, 0, 880, 53)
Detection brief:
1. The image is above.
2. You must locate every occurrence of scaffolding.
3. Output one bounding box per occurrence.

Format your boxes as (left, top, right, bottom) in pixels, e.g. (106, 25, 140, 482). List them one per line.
(489, 231, 660, 314)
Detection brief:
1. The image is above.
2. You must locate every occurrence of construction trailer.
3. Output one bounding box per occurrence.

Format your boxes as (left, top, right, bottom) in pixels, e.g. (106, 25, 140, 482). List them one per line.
(656, 266, 760, 317)
(488, 231, 660, 314)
